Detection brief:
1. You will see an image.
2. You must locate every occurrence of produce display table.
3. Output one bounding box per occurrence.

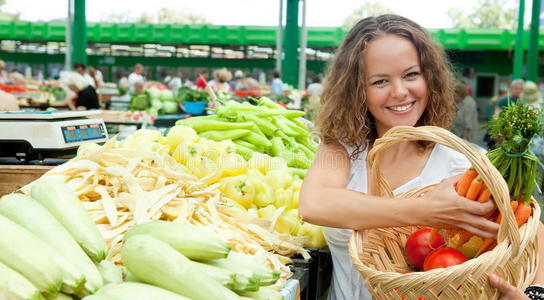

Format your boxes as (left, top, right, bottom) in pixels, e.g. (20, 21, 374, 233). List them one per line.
(291, 248, 332, 300)
(0, 164, 54, 196)
(153, 114, 188, 128)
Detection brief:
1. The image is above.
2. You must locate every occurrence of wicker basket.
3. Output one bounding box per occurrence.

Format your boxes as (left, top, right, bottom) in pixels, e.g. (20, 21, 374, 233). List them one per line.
(348, 126, 541, 300)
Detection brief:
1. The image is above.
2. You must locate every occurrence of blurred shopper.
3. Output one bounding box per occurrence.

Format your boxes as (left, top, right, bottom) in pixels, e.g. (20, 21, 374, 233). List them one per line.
(128, 63, 145, 92)
(271, 71, 284, 95)
(133, 81, 145, 95)
(494, 79, 524, 116)
(169, 71, 183, 92)
(119, 73, 129, 90)
(243, 73, 260, 90)
(452, 81, 479, 144)
(0, 90, 19, 111)
(520, 81, 543, 109)
(0, 60, 9, 83)
(209, 68, 232, 93)
(307, 74, 323, 97)
(63, 73, 99, 110)
(195, 69, 209, 90)
(74, 62, 95, 88)
(87, 66, 102, 91)
(230, 70, 245, 90)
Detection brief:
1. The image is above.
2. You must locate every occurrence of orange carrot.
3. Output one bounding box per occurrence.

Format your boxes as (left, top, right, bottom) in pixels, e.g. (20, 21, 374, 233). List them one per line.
(429, 168, 478, 246)
(465, 177, 483, 201)
(457, 168, 479, 197)
(453, 178, 485, 248)
(514, 201, 532, 228)
(476, 200, 519, 257)
(477, 186, 491, 204)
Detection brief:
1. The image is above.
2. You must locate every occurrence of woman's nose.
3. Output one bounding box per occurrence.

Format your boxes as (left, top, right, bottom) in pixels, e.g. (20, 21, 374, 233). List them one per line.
(391, 79, 408, 99)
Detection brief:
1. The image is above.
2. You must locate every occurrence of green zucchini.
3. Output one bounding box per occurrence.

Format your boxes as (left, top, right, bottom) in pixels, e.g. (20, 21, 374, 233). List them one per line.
(121, 235, 236, 300)
(0, 261, 44, 300)
(123, 221, 231, 260)
(0, 214, 62, 298)
(30, 177, 107, 263)
(0, 193, 103, 294)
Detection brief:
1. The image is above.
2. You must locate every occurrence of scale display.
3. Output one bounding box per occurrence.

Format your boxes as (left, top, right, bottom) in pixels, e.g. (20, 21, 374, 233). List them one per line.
(61, 123, 105, 143)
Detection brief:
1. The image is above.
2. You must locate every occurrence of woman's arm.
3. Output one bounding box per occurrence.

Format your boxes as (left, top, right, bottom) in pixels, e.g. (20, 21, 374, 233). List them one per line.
(532, 222, 544, 284)
(63, 94, 77, 110)
(299, 142, 498, 238)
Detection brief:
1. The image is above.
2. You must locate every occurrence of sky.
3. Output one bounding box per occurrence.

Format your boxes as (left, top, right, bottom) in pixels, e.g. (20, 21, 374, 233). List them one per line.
(3, 0, 520, 29)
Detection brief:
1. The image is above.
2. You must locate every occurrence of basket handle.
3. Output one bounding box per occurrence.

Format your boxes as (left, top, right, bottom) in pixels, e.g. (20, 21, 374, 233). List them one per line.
(366, 125, 521, 255)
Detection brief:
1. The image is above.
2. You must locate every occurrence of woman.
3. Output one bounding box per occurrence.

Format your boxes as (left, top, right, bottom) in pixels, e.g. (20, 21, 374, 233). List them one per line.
(298, 14, 543, 300)
(63, 73, 99, 110)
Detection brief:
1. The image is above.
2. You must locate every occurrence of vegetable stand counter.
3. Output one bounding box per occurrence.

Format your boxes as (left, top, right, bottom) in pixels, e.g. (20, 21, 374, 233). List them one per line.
(0, 164, 54, 196)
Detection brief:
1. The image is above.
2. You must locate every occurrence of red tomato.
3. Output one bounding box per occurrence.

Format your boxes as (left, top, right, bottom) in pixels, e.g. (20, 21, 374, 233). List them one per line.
(423, 247, 468, 271)
(404, 228, 445, 269)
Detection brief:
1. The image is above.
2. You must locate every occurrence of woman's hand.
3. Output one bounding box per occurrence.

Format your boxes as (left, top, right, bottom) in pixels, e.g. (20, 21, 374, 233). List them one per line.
(418, 175, 498, 239)
(489, 273, 529, 300)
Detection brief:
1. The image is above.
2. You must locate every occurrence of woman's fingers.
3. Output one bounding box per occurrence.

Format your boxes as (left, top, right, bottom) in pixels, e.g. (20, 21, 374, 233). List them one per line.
(488, 273, 529, 300)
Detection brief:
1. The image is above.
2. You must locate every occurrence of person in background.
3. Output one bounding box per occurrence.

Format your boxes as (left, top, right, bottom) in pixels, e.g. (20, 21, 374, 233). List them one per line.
(209, 68, 232, 93)
(307, 74, 323, 97)
(73, 62, 95, 88)
(271, 71, 284, 95)
(168, 71, 183, 92)
(0, 90, 19, 111)
(519, 81, 543, 109)
(494, 79, 524, 116)
(87, 66, 102, 91)
(195, 69, 209, 90)
(163, 73, 172, 85)
(118, 73, 129, 90)
(0, 60, 9, 83)
(133, 81, 145, 95)
(230, 70, 245, 91)
(128, 63, 145, 92)
(243, 72, 260, 91)
(451, 81, 479, 144)
(63, 73, 99, 110)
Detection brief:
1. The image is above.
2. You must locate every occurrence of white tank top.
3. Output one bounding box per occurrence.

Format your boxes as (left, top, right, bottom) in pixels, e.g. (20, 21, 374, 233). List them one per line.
(322, 143, 471, 300)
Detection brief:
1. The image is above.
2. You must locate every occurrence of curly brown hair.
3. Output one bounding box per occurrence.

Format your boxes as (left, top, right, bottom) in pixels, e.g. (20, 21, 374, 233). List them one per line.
(315, 14, 455, 158)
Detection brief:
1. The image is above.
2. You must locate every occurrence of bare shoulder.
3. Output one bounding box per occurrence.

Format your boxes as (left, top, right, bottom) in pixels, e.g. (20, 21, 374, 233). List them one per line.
(303, 141, 351, 188)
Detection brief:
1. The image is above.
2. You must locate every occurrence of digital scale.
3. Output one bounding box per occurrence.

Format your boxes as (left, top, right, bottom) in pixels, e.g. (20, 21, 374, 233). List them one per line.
(0, 110, 108, 162)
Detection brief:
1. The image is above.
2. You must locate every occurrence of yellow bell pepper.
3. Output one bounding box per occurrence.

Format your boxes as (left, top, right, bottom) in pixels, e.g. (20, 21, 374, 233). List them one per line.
(288, 189, 299, 210)
(248, 153, 274, 175)
(220, 153, 247, 177)
(187, 155, 222, 183)
(171, 141, 203, 165)
(459, 236, 483, 259)
(265, 170, 293, 190)
(298, 222, 327, 249)
(166, 125, 199, 151)
(273, 188, 293, 208)
(219, 175, 255, 209)
(247, 170, 275, 207)
(275, 209, 302, 235)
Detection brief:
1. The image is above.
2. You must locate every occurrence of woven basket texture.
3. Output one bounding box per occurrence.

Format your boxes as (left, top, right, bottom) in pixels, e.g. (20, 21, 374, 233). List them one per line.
(348, 126, 540, 300)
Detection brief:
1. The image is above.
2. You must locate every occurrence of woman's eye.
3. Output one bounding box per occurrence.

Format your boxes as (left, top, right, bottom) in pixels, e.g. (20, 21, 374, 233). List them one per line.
(372, 79, 387, 86)
(405, 72, 420, 79)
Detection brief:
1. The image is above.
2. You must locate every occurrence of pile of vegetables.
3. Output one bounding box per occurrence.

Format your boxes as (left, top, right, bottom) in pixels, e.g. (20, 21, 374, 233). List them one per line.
(177, 86, 210, 103)
(130, 87, 179, 115)
(117, 221, 283, 299)
(0, 179, 108, 299)
(175, 97, 317, 176)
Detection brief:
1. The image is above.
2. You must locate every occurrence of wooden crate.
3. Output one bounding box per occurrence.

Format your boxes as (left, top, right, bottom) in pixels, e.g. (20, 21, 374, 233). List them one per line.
(0, 165, 53, 196)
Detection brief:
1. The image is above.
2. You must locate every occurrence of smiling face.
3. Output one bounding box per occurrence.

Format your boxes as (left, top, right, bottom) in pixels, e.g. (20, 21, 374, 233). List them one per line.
(364, 34, 428, 137)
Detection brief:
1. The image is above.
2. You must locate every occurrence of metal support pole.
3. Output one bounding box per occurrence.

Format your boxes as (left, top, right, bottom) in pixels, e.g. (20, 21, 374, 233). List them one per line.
(65, 0, 72, 70)
(527, 0, 541, 81)
(72, 0, 87, 65)
(513, 0, 525, 79)
(297, 0, 307, 90)
(276, 0, 283, 74)
(282, 0, 299, 87)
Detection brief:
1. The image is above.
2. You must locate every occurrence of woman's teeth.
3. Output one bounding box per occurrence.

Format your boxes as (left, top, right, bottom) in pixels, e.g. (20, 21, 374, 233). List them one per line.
(389, 103, 413, 112)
